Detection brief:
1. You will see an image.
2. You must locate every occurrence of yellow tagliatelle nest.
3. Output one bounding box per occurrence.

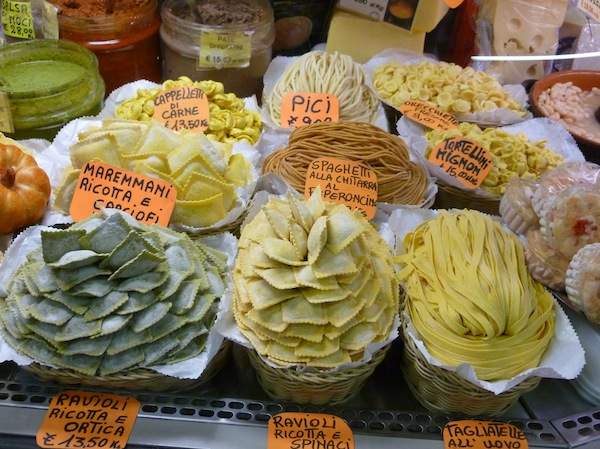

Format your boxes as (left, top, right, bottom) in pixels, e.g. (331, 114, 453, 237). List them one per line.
(399, 210, 555, 381)
(233, 189, 399, 368)
(373, 61, 526, 116)
(115, 77, 263, 144)
(426, 123, 564, 196)
(54, 119, 252, 228)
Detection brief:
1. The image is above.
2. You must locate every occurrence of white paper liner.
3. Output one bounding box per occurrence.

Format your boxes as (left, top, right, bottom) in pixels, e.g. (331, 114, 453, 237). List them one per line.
(386, 206, 585, 394)
(48, 116, 260, 234)
(397, 116, 585, 197)
(216, 179, 401, 373)
(259, 54, 389, 137)
(364, 48, 533, 127)
(0, 209, 238, 380)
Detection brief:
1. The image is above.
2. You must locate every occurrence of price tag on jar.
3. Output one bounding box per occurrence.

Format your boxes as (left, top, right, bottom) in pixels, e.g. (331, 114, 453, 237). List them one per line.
(428, 137, 493, 190)
(0, 91, 15, 133)
(1, 0, 35, 39)
(198, 30, 252, 69)
(268, 413, 355, 449)
(153, 86, 209, 133)
(578, 0, 600, 22)
(70, 161, 177, 226)
(37, 391, 140, 449)
(305, 157, 378, 220)
(443, 420, 529, 449)
(399, 100, 458, 131)
(280, 93, 340, 128)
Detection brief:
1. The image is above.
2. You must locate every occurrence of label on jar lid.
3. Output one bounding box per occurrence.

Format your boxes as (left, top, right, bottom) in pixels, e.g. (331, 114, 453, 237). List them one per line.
(578, 0, 600, 22)
(198, 30, 253, 69)
(42, 1, 59, 39)
(1, 0, 35, 39)
(0, 92, 15, 134)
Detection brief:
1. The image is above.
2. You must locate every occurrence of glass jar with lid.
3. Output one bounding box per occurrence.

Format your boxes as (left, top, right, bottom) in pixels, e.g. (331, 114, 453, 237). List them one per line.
(160, 0, 275, 98)
(0, 39, 104, 140)
(49, 0, 162, 94)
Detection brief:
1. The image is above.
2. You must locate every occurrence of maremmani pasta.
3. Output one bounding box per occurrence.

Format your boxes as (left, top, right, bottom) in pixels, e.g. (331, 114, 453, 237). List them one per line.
(266, 51, 380, 125)
(399, 210, 555, 381)
(373, 61, 526, 117)
(263, 122, 428, 205)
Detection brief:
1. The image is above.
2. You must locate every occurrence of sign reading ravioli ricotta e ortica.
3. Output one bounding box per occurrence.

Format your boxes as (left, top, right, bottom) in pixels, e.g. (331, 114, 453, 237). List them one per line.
(443, 420, 529, 449)
(70, 161, 176, 226)
(36, 391, 140, 449)
(268, 413, 355, 449)
(305, 157, 378, 220)
(153, 86, 209, 133)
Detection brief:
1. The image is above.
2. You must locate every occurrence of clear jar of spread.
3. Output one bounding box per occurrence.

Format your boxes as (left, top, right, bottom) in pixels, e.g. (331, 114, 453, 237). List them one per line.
(160, 0, 275, 98)
(49, 0, 162, 94)
(0, 39, 105, 140)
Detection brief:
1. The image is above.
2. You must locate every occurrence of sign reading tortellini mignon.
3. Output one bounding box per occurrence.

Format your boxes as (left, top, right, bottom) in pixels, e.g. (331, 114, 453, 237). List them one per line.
(268, 413, 355, 449)
(443, 420, 529, 449)
(399, 100, 458, 131)
(428, 137, 493, 190)
(70, 161, 176, 226)
(37, 391, 140, 449)
(305, 157, 378, 219)
(280, 93, 340, 128)
(153, 86, 209, 133)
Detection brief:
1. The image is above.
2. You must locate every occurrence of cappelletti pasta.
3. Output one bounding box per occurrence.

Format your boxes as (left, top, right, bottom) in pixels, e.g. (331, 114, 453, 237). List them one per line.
(373, 61, 526, 116)
(399, 210, 555, 381)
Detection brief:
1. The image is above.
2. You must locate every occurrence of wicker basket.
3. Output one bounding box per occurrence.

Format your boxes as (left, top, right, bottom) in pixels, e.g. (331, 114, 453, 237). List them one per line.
(24, 341, 231, 392)
(434, 183, 500, 215)
(400, 319, 540, 416)
(247, 345, 390, 405)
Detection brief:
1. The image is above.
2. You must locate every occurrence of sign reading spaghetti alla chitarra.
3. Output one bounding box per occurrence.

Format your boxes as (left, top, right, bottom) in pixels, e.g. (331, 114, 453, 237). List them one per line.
(268, 413, 355, 449)
(305, 157, 378, 219)
(443, 420, 529, 449)
(70, 161, 176, 226)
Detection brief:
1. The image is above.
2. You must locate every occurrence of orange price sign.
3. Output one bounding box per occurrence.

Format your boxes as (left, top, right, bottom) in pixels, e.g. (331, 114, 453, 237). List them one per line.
(443, 420, 529, 449)
(428, 137, 493, 189)
(70, 161, 177, 226)
(399, 100, 458, 131)
(268, 413, 355, 449)
(280, 92, 339, 128)
(153, 86, 209, 133)
(305, 157, 378, 219)
(443, 0, 465, 7)
(37, 391, 140, 449)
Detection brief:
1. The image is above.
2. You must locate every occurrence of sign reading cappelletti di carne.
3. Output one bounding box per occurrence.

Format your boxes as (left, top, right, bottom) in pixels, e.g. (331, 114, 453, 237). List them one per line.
(443, 420, 529, 449)
(268, 413, 355, 449)
(153, 86, 209, 133)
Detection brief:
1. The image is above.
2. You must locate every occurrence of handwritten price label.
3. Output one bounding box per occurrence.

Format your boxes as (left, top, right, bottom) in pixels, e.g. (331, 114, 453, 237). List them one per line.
(198, 30, 252, 69)
(400, 100, 458, 131)
(428, 137, 493, 189)
(305, 157, 378, 219)
(70, 161, 176, 226)
(37, 391, 140, 449)
(1, 0, 35, 39)
(280, 93, 340, 129)
(153, 86, 209, 133)
(268, 413, 355, 449)
(443, 420, 529, 449)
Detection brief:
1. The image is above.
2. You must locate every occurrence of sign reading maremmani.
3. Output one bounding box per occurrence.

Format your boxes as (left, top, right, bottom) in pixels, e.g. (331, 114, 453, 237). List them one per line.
(36, 391, 140, 449)
(399, 100, 458, 131)
(153, 86, 209, 133)
(428, 137, 493, 189)
(305, 157, 378, 219)
(268, 413, 355, 449)
(70, 161, 176, 226)
(280, 93, 340, 128)
(443, 420, 529, 449)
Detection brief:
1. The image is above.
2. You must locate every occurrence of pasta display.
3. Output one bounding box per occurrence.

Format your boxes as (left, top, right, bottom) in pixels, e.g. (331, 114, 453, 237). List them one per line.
(265, 51, 380, 126)
(373, 61, 527, 117)
(233, 189, 398, 367)
(399, 210, 555, 381)
(263, 122, 428, 205)
(115, 77, 263, 144)
(425, 123, 563, 196)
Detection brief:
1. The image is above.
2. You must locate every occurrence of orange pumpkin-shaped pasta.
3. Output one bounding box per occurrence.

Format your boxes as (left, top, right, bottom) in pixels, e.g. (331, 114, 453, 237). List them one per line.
(0, 144, 51, 233)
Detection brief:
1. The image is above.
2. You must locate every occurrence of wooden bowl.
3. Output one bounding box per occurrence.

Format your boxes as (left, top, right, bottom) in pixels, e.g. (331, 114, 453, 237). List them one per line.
(530, 70, 600, 153)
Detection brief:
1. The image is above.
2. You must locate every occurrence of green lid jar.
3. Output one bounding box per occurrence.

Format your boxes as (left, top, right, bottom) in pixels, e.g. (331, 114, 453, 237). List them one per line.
(0, 39, 105, 140)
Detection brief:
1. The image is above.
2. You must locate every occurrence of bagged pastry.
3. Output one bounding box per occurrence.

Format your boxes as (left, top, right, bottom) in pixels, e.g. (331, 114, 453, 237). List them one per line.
(566, 243, 600, 324)
(499, 178, 539, 235)
(525, 229, 570, 291)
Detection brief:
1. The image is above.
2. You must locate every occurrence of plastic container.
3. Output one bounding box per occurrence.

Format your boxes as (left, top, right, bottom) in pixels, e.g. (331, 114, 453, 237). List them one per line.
(50, 0, 162, 94)
(160, 0, 275, 98)
(0, 39, 105, 140)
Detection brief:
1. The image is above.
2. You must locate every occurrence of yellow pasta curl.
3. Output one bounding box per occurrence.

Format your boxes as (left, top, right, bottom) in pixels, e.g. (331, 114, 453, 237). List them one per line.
(398, 210, 555, 381)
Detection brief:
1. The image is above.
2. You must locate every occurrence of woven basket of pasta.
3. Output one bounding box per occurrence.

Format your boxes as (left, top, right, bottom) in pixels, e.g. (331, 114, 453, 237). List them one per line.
(397, 210, 558, 415)
(231, 188, 399, 404)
